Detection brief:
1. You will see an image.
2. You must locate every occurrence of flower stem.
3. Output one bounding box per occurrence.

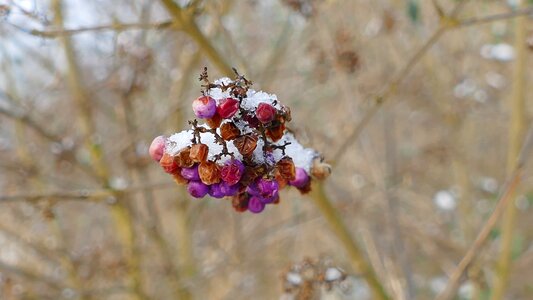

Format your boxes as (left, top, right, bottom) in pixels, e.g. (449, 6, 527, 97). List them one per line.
(310, 183, 390, 300)
(491, 2, 529, 299)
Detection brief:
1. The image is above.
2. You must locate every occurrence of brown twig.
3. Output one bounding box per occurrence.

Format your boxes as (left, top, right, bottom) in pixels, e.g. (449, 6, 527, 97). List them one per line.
(435, 126, 533, 300)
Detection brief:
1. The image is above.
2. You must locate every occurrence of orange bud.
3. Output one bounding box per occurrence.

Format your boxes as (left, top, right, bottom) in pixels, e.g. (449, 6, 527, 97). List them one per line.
(234, 134, 258, 156)
(205, 112, 222, 128)
(220, 122, 241, 141)
(198, 161, 221, 185)
(189, 143, 209, 163)
(172, 172, 188, 185)
(175, 147, 194, 168)
(276, 157, 296, 181)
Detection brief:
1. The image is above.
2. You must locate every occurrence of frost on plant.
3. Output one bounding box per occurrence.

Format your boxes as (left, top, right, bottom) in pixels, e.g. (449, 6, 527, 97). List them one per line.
(150, 68, 330, 213)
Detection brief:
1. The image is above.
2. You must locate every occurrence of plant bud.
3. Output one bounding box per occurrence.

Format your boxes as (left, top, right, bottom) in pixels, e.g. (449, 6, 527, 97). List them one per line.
(311, 158, 331, 180)
(289, 167, 310, 188)
(181, 164, 200, 181)
(266, 123, 285, 142)
(159, 153, 179, 174)
(220, 122, 241, 141)
(256, 103, 277, 123)
(187, 181, 209, 198)
(173, 172, 188, 185)
(217, 98, 239, 119)
(248, 196, 266, 213)
(175, 147, 194, 168)
(232, 193, 249, 212)
(208, 183, 226, 199)
(198, 161, 221, 185)
(234, 134, 258, 156)
(192, 96, 216, 119)
(276, 157, 296, 181)
(205, 112, 222, 128)
(189, 143, 209, 162)
(220, 159, 245, 185)
(149, 135, 166, 162)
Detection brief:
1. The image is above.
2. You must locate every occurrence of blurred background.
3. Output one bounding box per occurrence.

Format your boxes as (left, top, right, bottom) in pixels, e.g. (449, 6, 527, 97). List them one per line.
(0, 0, 532, 299)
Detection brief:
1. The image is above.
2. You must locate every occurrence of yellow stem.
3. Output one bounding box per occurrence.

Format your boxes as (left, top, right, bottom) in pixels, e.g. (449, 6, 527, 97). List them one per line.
(491, 2, 529, 299)
(311, 183, 390, 300)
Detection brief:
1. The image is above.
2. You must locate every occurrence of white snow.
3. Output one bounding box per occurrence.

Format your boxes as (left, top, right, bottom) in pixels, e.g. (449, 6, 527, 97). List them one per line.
(324, 267, 343, 281)
(433, 190, 457, 211)
(165, 77, 318, 170)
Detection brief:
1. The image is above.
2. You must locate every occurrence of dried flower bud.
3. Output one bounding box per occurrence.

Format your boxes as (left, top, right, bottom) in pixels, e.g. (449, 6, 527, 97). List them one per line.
(296, 179, 312, 194)
(289, 168, 310, 188)
(192, 96, 216, 119)
(266, 122, 285, 142)
(181, 165, 200, 181)
(220, 122, 241, 141)
(248, 196, 266, 213)
(276, 157, 296, 181)
(256, 103, 277, 123)
(159, 153, 179, 174)
(198, 161, 221, 185)
(217, 98, 239, 119)
(232, 193, 249, 212)
(205, 112, 222, 128)
(187, 181, 209, 198)
(232, 86, 247, 98)
(175, 147, 194, 168)
(220, 159, 245, 185)
(149, 135, 166, 162)
(173, 172, 188, 185)
(234, 134, 258, 156)
(189, 143, 209, 163)
(311, 158, 331, 180)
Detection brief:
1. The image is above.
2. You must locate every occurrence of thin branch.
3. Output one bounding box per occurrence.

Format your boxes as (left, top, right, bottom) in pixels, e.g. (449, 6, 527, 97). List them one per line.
(7, 20, 176, 38)
(332, 2, 533, 166)
(435, 126, 533, 300)
(0, 181, 176, 203)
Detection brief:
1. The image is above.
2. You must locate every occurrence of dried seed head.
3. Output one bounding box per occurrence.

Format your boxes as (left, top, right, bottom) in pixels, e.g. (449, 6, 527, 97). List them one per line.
(234, 134, 258, 156)
(220, 122, 241, 141)
(232, 193, 249, 212)
(173, 172, 188, 185)
(189, 143, 209, 163)
(175, 147, 194, 168)
(160, 153, 179, 174)
(266, 123, 285, 142)
(277, 157, 296, 181)
(198, 161, 221, 185)
(205, 112, 222, 128)
(311, 158, 331, 180)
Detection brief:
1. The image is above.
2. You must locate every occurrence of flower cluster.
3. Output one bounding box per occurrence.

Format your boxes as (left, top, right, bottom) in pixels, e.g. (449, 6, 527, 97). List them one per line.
(149, 68, 330, 213)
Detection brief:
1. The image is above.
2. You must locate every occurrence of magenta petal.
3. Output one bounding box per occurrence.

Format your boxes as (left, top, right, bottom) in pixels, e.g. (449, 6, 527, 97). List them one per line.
(289, 168, 310, 188)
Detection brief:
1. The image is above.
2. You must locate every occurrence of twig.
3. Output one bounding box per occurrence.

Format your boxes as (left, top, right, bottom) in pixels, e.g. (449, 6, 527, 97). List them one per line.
(0, 181, 176, 202)
(331, 2, 533, 166)
(7, 20, 176, 38)
(435, 126, 533, 300)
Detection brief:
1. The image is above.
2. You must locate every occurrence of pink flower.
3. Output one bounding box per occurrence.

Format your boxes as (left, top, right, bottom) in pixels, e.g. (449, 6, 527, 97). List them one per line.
(192, 96, 216, 119)
(149, 136, 166, 162)
(217, 98, 239, 119)
(256, 103, 276, 123)
(220, 159, 245, 185)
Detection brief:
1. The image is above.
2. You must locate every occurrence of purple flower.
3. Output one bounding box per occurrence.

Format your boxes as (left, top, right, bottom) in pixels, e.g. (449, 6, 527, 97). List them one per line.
(220, 182, 240, 197)
(149, 136, 166, 162)
(220, 159, 245, 185)
(247, 178, 279, 200)
(187, 181, 209, 198)
(248, 196, 266, 213)
(208, 183, 226, 199)
(192, 96, 216, 119)
(181, 165, 200, 181)
(289, 168, 310, 188)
